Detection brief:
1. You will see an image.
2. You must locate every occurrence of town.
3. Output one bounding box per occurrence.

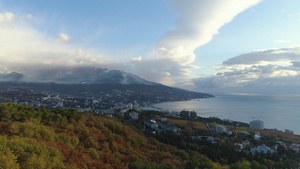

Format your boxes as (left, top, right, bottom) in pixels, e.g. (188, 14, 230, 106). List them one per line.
(0, 86, 152, 112)
(104, 108, 300, 168)
(1, 86, 300, 168)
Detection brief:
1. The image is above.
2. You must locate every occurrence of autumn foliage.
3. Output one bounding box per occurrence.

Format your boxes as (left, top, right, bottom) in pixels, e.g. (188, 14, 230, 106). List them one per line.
(0, 103, 269, 169)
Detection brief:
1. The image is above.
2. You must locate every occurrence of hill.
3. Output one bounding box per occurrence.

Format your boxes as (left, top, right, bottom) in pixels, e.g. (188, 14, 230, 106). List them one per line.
(0, 103, 229, 169)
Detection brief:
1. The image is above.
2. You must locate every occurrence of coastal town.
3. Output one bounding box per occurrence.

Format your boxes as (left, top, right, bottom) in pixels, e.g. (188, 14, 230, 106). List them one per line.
(140, 111, 299, 156)
(1, 85, 300, 167)
(86, 103, 300, 167)
(0, 86, 152, 111)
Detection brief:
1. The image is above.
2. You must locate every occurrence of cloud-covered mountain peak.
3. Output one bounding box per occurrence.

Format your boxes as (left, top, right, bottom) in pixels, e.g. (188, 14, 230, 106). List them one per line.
(0, 67, 159, 85)
(0, 72, 25, 82)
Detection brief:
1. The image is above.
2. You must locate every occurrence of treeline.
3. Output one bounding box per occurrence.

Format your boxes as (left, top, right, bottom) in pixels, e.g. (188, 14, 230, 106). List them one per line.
(0, 103, 268, 169)
(147, 131, 272, 168)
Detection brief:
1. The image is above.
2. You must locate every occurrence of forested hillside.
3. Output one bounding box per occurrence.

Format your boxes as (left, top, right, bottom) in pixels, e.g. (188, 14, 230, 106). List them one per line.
(0, 103, 267, 169)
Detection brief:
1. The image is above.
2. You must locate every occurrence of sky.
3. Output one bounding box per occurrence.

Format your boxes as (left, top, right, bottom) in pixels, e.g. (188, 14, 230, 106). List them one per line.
(1, 0, 300, 94)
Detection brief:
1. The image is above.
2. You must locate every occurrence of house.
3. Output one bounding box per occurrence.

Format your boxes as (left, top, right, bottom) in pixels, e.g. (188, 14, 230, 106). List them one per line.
(223, 119, 233, 123)
(285, 129, 294, 135)
(129, 111, 138, 120)
(254, 132, 261, 141)
(242, 140, 250, 148)
(239, 131, 250, 135)
(250, 120, 264, 129)
(215, 125, 227, 133)
(144, 120, 157, 129)
(193, 136, 220, 144)
(291, 147, 300, 153)
(157, 121, 181, 133)
(234, 143, 243, 152)
(250, 144, 276, 154)
(57, 101, 64, 108)
(290, 143, 300, 153)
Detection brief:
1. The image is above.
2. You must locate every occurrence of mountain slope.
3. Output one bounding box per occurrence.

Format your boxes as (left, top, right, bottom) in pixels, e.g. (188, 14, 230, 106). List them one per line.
(0, 103, 225, 169)
(0, 72, 25, 82)
(0, 67, 158, 85)
(0, 67, 213, 106)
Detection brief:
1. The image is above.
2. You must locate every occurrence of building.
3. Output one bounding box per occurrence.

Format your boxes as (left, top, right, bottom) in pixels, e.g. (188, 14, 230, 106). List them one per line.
(193, 136, 220, 143)
(144, 120, 157, 129)
(254, 132, 261, 141)
(242, 140, 250, 148)
(157, 122, 181, 133)
(179, 110, 197, 117)
(250, 120, 264, 129)
(92, 100, 99, 104)
(251, 144, 276, 154)
(239, 131, 250, 135)
(190, 111, 197, 117)
(179, 110, 190, 117)
(285, 129, 294, 135)
(57, 101, 64, 108)
(215, 125, 227, 133)
(129, 111, 138, 120)
(234, 143, 243, 152)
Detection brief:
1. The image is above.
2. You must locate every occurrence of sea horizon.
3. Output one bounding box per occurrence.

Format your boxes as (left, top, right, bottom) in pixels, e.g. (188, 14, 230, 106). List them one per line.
(151, 93, 300, 135)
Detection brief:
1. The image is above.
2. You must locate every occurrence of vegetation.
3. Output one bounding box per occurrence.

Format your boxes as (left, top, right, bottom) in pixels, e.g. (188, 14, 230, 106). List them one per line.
(0, 103, 296, 168)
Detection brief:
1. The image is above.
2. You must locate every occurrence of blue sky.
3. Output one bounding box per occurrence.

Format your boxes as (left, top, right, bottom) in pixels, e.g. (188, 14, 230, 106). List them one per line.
(1, 0, 300, 94)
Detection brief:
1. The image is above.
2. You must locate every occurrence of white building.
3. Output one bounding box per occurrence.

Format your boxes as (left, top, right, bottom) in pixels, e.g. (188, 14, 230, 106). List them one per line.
(250, 120, 264, 129)
(57, 101, 64, 108)
(242, 140, 250, 148)
(254, 132, 261, 140)
(215, 125, 227, 133)
(144, 120, 157, 129)
(92, 100, 99, 104)
(157, 122, 180, 133)
(234, 143, 243, 152)
(251, 144, 276, 154)
(129, 112, 138, 120)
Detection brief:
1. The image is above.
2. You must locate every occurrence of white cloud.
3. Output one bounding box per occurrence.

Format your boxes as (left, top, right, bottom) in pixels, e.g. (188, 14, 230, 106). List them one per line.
(0, 12, 185, 86)
(127, 59, 198, 86)
(156, 0, 262, 64)
(57, 33, 71, 42)
(274, 40, 292, 43)
(223, 46, 300, 66)
(193, 46, 300, 94)
(26, 14, 33, 19)
(0, 12, 14, 23)
(0, 12, 114, 72)
(131, 56, 142, 62)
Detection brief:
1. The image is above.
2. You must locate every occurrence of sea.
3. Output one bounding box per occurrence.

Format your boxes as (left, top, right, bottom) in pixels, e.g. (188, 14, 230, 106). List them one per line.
(148, 94, 300, 135)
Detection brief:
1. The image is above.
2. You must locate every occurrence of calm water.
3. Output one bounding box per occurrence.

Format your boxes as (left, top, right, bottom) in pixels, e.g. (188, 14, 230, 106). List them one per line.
(153, 94, 300, 134)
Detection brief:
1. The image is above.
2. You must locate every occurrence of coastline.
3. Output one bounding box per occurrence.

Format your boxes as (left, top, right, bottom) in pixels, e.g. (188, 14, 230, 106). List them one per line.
(146, 94, 300, 135)
(142, 96, 214, 112)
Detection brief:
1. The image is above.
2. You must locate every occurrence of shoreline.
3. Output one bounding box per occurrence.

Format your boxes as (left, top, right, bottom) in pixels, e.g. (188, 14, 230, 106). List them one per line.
(144, 94, 300, 135)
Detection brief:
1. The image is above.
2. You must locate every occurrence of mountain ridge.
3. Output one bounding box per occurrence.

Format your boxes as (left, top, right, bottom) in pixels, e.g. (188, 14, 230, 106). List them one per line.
(0, 67, 159, 85)
(0, 67, 213, 107)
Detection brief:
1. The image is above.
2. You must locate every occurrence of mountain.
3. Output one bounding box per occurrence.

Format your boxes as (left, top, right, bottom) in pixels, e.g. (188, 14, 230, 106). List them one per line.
(0, 72, 25, 82)
(0, 67, 213, 107)
(0, 67, 158, 85)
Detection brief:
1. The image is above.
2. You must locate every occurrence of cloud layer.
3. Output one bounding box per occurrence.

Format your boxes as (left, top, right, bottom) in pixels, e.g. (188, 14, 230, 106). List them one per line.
(223, 46, 300, 66)
(0, 12, 14, 23)
(156, 0, 261, 65)
(193, 46, 300, 94)
(0, 0, 262, 88)
(0, 12, 111, 71)
(57, 33, 71, 42)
